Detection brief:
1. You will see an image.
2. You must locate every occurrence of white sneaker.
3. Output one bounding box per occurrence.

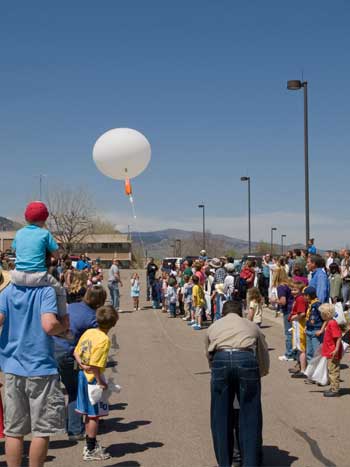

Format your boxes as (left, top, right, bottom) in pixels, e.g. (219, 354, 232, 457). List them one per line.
(133, 307, 137, 311)
(83, 443, 110, 461)
(278, 355, 294, 361)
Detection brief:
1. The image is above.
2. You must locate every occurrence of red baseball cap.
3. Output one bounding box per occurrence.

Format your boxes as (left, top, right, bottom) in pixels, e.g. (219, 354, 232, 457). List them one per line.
(24, 201, 49, 223)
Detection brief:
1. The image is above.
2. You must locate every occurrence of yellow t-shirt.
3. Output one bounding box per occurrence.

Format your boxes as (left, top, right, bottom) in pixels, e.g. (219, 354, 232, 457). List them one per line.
(192, 284, 205, 307)
(75, 328, 111, 383)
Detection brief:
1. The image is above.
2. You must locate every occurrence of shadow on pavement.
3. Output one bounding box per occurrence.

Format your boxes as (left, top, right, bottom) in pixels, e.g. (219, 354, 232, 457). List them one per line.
(106, 360, 119, 368)
(49, 439, 77, 449)
(107, 441, 164, 459)
(262, 445, 298, 466)
(107, 462, 141, 467)
(109, 402, 128, 411)
(100, 417, 152, 434)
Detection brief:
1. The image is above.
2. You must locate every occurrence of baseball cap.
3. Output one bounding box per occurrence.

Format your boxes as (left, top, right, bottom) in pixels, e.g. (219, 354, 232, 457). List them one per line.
(24, 201, 49, 223)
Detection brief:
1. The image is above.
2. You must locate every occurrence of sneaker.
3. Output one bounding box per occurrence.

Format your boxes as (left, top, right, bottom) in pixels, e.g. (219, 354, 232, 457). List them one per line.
(304, 379, 316, 385)
(83, 443, 110, 461)
(133, 307, 137, 311)
(278, 355, 294, 361)
(187, 320, 195, 326)
(291, 372, 306, 379)
(323, 390, 340, 397)
(192, 325, 202, 330)
(288, 366, 301, 374)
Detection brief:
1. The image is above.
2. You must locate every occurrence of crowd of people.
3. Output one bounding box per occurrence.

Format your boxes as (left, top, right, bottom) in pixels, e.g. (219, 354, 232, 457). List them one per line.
(145, 246, 349, 466)
(146, 245, 349, 399)
(0, 202, 120, 466)
(0, 200, 349, 467)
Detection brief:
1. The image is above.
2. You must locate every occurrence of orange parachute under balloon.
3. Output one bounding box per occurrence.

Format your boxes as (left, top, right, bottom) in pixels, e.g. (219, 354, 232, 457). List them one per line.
(124, 177, 132, 196)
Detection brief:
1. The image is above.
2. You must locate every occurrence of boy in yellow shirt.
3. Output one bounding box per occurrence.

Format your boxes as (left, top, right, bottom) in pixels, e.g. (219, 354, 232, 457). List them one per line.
(74, 305, 118, 461)
(191, 275, 205, 330)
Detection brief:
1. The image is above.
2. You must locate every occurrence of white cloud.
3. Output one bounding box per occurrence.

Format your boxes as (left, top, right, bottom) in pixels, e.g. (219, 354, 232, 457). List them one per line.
(101, 209, 350, 250)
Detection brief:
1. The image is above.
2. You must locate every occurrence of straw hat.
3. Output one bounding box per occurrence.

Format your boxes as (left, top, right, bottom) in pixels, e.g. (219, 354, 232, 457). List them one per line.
(0, 270, 11, 293)
(209, 258, 221, 269)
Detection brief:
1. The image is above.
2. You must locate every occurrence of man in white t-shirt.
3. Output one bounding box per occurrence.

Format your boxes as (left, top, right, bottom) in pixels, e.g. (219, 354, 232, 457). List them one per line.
(108, 259, 123, 310)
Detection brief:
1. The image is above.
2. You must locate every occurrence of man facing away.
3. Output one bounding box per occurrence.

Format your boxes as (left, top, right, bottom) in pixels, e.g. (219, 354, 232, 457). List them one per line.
(206, 300, 269, 467)
(108, 259, 123, 311)
(0, 278, 68, 467)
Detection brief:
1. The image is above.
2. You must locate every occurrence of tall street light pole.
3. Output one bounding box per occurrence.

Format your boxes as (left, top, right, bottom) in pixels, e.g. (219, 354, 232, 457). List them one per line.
(281, 234, 286, 255)
(198, 204, 206, 251)
(240, 176, 251, 254)
(287, 80, 310, 249)
(271, 227, 277, 255)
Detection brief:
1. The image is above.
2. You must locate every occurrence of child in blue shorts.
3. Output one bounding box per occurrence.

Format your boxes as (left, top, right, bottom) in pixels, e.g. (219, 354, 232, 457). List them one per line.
(74, 305, 118, 461)
(11, 201, 68, 323)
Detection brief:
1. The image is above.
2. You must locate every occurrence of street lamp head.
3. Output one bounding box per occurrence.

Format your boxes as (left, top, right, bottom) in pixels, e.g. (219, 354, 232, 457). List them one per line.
(240, 176, 250, 181)
(282, 234, 287, 238)
(287, 80, 303, 91)
(271, 227, 277, 231)
(198, 204, 204, 208)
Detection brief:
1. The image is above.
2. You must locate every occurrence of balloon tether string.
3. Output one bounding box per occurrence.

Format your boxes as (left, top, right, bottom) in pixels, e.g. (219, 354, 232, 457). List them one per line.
(124, 172, 147, 260)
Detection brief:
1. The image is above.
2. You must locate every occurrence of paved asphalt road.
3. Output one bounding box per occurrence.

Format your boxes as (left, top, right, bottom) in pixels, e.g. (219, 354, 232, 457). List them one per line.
(0, 268, 349, 467)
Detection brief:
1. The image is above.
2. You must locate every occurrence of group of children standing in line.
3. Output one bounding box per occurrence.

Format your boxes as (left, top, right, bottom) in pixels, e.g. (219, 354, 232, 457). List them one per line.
(286, 283, 345, 397)
(148, 260, 264, 331)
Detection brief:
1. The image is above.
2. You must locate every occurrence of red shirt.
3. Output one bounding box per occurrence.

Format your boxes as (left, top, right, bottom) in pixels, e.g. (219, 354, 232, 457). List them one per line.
(322, 319, 343, 360)
(288, 294, 307, 321)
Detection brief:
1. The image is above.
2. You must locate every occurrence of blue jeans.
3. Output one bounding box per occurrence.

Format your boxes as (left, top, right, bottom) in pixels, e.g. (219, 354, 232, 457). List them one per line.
(108, 282, 120, 309)
(306, 330, 323, 362)
(211, 351, 262, 467)
(57, 354, 84, 436)
(282, 313, 293, 358)
(169, 302, 176, 317)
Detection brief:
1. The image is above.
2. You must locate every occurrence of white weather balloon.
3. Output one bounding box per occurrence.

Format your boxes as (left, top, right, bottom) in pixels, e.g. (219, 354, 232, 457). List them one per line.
(93, 128, 151, 180)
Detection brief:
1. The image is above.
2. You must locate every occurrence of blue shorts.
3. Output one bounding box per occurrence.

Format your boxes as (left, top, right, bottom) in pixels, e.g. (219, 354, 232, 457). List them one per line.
(76, 371, 109, 418)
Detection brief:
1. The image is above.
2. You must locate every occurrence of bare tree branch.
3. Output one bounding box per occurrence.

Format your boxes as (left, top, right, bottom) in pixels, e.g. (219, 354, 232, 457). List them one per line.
(47, 189, 95, 253)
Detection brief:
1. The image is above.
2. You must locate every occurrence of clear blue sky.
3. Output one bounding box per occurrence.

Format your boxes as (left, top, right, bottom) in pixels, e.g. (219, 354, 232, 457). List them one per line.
(1, 1, 349, 248)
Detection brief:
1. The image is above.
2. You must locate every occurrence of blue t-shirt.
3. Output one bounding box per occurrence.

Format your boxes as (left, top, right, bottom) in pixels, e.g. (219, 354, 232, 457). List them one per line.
(53, 301, 97, 355)
(0, 284, 58, 376)
(76, 260, 91, 271)
(12, 225, 58, 272)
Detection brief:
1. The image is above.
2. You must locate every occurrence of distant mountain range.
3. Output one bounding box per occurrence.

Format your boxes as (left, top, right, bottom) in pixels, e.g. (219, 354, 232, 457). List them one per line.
(130, 228, 304, 259)
(0, 216, 22, 231)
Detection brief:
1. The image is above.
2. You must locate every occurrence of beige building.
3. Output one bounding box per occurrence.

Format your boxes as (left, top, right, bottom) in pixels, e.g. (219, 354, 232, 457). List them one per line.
(72, 233, 132, 268)
(0, 231, 132, 268)
(0, 231, 16, 253)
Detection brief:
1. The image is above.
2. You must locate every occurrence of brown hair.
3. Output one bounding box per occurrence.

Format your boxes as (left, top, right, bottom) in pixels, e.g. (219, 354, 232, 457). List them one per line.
(96, 305, 118, 330)
(83, 285, 107, 310)
(247, 287, 263, 304)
